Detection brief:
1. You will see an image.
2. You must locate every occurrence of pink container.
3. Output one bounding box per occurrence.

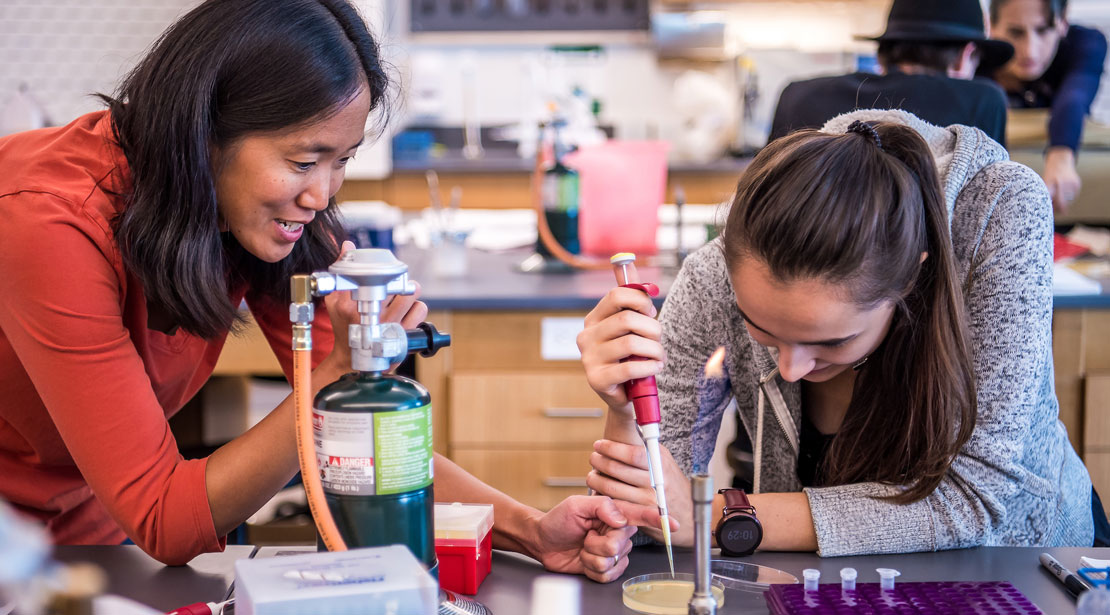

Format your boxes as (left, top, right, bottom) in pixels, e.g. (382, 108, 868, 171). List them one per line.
(564, 140, 669, 257)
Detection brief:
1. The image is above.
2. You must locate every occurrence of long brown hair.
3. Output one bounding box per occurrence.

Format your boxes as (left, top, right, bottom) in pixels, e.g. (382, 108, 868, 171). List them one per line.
(721, 123, 976, 504)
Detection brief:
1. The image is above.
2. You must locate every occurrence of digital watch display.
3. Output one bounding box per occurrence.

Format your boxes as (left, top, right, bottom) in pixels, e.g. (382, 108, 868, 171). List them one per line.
(715, 488, 763, 557)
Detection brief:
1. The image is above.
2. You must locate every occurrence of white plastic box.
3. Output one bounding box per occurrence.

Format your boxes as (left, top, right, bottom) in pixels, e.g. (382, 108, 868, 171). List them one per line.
(234, 545, 438, 615)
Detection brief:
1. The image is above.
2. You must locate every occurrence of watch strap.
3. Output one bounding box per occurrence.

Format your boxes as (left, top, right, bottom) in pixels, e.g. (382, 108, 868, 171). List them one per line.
(719, 488, 756, 516)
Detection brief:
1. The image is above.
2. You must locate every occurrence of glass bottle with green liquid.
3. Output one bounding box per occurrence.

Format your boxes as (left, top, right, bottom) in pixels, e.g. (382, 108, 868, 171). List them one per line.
(537, 117, 580, 260)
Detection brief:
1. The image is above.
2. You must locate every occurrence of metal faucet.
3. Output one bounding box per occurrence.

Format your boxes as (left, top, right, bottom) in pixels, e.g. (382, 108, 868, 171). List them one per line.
(689, 475, 717, 615)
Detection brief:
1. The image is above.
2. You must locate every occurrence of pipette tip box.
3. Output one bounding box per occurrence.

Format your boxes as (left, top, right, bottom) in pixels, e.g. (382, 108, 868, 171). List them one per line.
(234, 544, 438, 615)
(434, 502, 494, 595)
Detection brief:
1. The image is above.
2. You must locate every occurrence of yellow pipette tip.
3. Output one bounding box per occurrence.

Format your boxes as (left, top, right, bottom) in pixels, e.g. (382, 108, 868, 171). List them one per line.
(660, 515, 675, 578)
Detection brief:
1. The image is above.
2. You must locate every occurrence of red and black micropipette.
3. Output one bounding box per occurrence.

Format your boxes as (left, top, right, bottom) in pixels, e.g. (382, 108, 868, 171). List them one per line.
(610, 252, 673, 578)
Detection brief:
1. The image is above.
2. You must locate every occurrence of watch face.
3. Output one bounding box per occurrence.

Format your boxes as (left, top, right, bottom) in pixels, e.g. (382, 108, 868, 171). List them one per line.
(719, 515, 762, 556)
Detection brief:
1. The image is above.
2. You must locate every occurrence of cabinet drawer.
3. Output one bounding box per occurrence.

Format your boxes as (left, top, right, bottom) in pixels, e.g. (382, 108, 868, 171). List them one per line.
(1087, 452, 1110, 504)
(450, 312, 586, 370)
(1085, 374, 1110, 450)
(213, 315, 283, 376)
(451, 449, 592, 511)
(449, 372, 606, 446)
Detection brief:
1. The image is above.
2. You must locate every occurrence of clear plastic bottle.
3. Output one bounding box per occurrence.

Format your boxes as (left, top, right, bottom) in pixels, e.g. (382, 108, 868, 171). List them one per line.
(0, 498, 52, 614)
(530, 575, 581, 615)
(1078, 587, 1110, 615)
(0, 500, 107, 615)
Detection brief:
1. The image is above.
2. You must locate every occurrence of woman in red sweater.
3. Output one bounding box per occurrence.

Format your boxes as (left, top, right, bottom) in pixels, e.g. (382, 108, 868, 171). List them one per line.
(0, 0, 646, 581)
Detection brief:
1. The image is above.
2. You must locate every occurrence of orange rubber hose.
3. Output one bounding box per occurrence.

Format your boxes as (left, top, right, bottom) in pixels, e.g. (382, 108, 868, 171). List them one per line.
(294, 346, 347, 551)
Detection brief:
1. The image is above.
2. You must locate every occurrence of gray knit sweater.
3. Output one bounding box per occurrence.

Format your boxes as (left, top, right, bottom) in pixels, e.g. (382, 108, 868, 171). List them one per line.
(658, 109, 1094, 556)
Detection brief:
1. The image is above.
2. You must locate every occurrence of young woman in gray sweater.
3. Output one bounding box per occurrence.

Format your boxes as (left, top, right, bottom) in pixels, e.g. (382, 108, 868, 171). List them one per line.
(578, 109, 1097, 556)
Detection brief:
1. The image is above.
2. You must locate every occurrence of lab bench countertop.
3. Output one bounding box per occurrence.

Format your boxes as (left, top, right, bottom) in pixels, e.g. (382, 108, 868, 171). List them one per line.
(397, 245, 677, 312)
(399, 245, 1110, 311)
(52, 544, 1110, 614)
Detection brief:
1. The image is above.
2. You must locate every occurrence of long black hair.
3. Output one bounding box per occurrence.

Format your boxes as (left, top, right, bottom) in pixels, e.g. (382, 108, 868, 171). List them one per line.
(99, 0, 390, 338)
(721, 123, 976, 504)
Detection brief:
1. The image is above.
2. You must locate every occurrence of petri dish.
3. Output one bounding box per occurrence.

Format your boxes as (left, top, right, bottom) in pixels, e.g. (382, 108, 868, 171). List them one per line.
(621, 573, 726, 615)
(710, 560, 799, 592)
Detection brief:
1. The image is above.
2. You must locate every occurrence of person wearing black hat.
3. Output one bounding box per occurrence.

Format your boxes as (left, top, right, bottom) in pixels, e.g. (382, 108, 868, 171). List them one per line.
(769, 0, 1014, 146)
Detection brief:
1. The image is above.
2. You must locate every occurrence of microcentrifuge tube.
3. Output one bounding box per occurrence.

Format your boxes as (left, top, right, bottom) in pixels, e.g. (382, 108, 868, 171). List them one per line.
(803, 569, 821, 592)
(839, 568, 857, 591)
(876, 568, 901, 591)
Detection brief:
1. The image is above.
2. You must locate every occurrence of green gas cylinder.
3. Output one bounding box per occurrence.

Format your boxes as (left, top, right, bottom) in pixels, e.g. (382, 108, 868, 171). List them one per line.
(313, 370, 435, 573)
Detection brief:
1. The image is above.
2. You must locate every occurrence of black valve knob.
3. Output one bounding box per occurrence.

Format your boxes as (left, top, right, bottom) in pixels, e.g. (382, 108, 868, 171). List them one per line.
(405, 322, 451, 358)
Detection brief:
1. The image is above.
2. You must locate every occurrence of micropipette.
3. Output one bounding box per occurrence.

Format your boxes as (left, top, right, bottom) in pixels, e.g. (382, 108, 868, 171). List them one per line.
(609, 252, 674, 578)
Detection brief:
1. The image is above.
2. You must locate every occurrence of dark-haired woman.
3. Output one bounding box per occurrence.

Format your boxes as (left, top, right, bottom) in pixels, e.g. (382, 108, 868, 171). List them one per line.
(577, 109, 1102, 555)
(985, 0, 1107, 213)
(0, 0, 646, 579)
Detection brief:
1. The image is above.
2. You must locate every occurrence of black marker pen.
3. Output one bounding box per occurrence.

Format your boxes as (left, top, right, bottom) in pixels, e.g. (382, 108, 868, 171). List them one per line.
(1041, 552, 1091, 597)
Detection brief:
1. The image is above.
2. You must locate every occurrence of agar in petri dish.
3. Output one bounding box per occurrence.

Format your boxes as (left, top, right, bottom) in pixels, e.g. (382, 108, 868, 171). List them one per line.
(621, 573, 726, 615)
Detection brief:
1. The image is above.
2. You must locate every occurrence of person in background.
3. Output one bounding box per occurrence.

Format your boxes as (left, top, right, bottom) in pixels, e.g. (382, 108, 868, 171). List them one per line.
(0, 0, 648, 581)
(985, 0, 1107, 213)
(770, 0, 1013, 146)
(578, 109, 1107, 556)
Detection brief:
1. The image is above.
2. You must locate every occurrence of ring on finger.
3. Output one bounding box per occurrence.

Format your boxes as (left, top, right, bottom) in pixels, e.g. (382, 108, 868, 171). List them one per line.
(613, 552, 620, 568)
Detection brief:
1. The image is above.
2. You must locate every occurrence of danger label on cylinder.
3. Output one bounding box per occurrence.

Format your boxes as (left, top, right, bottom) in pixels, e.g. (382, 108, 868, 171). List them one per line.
(314, 410, 376, 496)
(313, 405, 433, 496)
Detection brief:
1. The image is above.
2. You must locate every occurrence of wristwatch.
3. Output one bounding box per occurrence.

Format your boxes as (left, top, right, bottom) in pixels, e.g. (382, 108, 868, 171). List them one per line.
(715, 488, 763, 557)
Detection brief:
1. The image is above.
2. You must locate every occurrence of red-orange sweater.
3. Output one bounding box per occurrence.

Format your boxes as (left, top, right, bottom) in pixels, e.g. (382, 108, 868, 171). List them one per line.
(0, 111, 332, 564)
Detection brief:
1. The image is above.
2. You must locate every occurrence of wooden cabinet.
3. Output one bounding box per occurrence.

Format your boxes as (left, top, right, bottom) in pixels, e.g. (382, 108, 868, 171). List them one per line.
(336, 170, 741, 212)
(450, 450, 594, 511)
(1053, 309, 1110, 499)
(424, 311, 603, 511)
(449, 372, 605, 447)
(1085, 374, 1110, 500)
(212, 316, 283, 377)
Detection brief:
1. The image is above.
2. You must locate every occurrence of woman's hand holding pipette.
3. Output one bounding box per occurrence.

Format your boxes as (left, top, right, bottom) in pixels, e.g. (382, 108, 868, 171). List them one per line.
(577, 286, 665, 440)
(586, 438, 688, 546)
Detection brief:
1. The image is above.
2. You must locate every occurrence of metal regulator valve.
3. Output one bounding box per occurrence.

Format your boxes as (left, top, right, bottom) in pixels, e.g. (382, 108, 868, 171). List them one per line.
(291, 248, 450, 372)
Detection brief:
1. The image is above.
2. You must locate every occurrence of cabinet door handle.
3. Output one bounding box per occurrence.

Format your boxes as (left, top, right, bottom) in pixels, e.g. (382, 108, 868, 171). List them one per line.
(542, 407, 604, 418)
(543, 477, 589, 488)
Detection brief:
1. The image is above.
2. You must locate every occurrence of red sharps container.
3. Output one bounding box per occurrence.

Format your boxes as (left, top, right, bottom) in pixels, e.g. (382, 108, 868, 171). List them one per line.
(434, 502, 494, 595)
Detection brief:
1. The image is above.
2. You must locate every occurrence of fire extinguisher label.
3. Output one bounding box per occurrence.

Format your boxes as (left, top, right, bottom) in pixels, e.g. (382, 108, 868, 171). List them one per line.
(373, 404, 434, 495)
(313, 409, 376, 496)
